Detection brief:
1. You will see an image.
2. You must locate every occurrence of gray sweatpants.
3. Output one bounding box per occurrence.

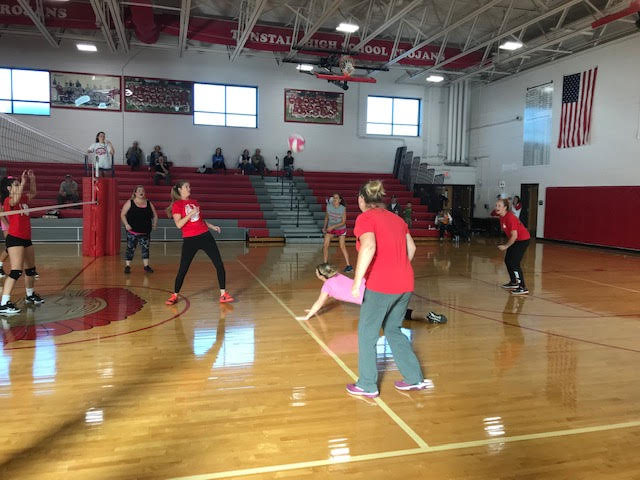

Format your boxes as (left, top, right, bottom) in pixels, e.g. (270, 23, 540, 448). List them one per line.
(356, 289, 424, 393)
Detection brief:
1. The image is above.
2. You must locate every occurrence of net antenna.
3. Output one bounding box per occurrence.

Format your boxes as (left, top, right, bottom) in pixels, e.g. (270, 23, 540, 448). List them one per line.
(0, 112, 97, 218)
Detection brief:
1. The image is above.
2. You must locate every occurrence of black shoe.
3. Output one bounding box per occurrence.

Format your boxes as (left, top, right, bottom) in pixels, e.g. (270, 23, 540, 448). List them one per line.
(0, 267, 5, 278)
(511, 286, 529, 295)
(144, 265, 154, 273)
(0, 302, 20, 315)
(501, 282, 519, 290)
(344, 265, 353, 273)
(25, 293, 45, 305)
(426, 312, 448, 324)
(124, 265, 131, 274)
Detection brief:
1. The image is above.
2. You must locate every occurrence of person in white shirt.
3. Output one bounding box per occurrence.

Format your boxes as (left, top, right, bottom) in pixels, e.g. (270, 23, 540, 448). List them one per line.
(511, 195, 522, 219)
(87, 131, 114, 177)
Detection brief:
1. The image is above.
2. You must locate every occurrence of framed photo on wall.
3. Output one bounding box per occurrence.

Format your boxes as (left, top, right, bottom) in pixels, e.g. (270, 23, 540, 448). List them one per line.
(50, 71, 121, 111)
(284, 88, 344, 125)
(124, 76, 193, 114)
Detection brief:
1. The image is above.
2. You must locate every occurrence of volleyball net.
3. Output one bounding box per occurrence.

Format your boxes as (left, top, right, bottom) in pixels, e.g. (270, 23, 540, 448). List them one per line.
(0, 112, 97, 219)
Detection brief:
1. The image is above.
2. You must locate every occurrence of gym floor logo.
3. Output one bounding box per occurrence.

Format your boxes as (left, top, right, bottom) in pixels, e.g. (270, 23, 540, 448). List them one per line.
(0, 288, 145, 344)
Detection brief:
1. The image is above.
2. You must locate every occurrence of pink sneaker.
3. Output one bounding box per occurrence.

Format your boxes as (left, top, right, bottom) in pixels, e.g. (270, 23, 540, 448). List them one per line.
(346, 384, 379, 398)
(394, 379, 431, 391)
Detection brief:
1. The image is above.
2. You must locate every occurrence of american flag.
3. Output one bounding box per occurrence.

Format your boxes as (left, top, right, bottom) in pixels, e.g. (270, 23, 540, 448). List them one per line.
(557, 67, 598, 148)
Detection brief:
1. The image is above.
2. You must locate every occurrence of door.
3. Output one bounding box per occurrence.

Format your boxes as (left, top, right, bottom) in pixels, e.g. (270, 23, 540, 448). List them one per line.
(520, 184, 539, 237)
(452, 185, 474, 223)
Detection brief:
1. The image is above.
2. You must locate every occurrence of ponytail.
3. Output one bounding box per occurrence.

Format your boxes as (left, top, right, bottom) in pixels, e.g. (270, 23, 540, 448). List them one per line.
(166, 180, 187, 218)
(359, 180, 386, 205)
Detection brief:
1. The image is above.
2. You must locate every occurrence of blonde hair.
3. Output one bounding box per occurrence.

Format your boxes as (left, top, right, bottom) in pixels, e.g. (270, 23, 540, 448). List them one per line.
(497, 198, 511, 210)
(316, 263, 338, 279)
(359, 180, 386, 205)
(166, 180, 188, 218)
(131, 185, 145, 200)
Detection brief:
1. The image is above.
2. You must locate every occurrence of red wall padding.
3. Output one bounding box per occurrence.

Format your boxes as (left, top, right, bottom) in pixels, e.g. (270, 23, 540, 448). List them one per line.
(545, 186, 640, 250)
(82, 178, 121, 257)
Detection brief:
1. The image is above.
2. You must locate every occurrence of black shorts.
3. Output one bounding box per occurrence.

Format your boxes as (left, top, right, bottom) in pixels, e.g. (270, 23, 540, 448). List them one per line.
(5, 234, 32, 248)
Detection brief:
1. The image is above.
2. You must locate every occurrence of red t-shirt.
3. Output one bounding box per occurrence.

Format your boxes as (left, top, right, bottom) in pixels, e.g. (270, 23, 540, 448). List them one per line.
(3, 195, 31, 240)
(171, 199, 208, 238)
(353, 208, 414, 294)
(500, 211, 530, 241)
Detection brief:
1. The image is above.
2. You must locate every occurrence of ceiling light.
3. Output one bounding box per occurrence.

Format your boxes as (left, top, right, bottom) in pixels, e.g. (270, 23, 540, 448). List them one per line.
(296, 64, 314, 72)
(76, 43, 97, 52)
(426, 75, 444, 83)
(336, 23, 359, 33)
(499, 41, 523, 51)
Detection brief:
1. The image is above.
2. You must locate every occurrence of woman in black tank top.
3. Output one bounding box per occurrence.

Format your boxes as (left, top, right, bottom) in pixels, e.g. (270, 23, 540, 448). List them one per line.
(120, 185, 158, 274)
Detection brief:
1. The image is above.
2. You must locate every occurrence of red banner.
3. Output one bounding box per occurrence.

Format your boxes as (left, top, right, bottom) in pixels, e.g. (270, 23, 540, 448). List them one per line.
(0, 2, 483, 68)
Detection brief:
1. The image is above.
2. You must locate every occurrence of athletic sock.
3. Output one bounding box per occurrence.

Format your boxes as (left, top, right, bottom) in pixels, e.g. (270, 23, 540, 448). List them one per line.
(26, 288, 34, 297)
(1, 295, 9, 306)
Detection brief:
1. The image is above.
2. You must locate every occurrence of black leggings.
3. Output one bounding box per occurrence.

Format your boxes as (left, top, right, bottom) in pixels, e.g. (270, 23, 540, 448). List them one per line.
(505, 239, 529, 288)
(174, 232, 225, 293)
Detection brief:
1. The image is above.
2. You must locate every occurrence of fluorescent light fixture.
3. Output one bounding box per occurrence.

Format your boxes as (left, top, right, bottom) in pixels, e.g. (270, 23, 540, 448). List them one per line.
(336, 23, 359, 33)
(76, 43, 97, 52)
(426, 75, 444, 83)
(499, 41, 523, 51)
(296, 64, 314, 72)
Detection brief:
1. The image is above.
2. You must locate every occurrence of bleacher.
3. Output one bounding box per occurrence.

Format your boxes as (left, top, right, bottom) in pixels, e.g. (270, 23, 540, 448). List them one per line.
(298, 171, 438, 238)
(1, 162, 274, 239)
(2, 162, 441, 241)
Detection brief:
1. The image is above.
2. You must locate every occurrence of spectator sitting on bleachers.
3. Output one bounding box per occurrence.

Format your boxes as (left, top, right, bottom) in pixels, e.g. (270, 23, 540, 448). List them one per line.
(403, 202, 413, 229)
(212, 147, 226, 172)
(153, 156, 171, 185)
(149, 145, 163, 170)
(251, 148, 266, 177)
(126, 141, 143, 171)
(435, 209, 453, 241)
(57, 174, 79, 205)
(196, 164, 208, 174)
(387, 195, 401, 215)
(239, 157, 256, 175)
(238, 148, 250, 165)
(283, 150, 294, 179)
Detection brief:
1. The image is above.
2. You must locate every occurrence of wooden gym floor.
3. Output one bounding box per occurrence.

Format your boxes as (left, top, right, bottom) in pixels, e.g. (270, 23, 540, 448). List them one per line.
(0, 239, 639, 479)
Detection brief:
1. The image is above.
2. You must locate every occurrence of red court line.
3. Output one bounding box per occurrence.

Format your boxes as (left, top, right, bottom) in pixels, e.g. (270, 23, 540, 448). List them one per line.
(3, 284, 191, 350)
(62, 257, 98, 290)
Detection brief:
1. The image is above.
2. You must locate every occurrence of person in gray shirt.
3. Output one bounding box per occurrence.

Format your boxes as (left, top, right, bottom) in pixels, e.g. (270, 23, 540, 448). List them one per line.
(57, 174, 79, 204)
(322, 193, 353, 272)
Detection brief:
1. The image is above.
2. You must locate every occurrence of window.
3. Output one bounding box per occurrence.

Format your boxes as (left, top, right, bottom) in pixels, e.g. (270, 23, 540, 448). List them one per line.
(193, 83, 257, 128)
(366, 95, 420, 136)
(0, 68, 50, 115)
(523, 82, 553, 166)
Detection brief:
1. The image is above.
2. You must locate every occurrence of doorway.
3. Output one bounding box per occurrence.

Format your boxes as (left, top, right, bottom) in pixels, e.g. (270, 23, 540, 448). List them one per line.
(520, 184, 539, 237)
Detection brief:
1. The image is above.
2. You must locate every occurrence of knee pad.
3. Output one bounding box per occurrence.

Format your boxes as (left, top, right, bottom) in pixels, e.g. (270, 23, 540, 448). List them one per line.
(9, 269, 22, 280)
(25, 267, 36, 277)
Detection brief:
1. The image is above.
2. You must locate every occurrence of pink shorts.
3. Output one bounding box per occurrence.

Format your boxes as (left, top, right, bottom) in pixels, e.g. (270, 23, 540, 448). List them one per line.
(327, 228, 346, 237)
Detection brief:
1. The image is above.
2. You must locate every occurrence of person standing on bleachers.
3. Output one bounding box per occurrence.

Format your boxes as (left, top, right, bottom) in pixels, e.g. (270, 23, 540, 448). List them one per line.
(87, 131, 114, 177)
(57, 174, 79, 205)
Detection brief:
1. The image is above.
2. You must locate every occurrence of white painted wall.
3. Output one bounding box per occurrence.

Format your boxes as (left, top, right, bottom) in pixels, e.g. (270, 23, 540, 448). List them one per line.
(469, 33, 640, 236)
(0, 36, 431, 173)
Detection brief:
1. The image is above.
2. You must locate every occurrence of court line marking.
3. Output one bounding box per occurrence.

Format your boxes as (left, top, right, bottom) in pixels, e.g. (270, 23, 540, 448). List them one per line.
(167, 420, 640, 480)
(558, 273, 640, 294)
(236, 260, 429, 450)
(62, 256, 97, 290)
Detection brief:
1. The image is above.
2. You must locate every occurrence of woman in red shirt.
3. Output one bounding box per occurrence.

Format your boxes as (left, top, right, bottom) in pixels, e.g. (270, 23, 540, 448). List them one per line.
(346, 180, 429, 399)
(496, 198, 530, 295)
(0, 170, 44, 315)
(165, 180, 234, 305)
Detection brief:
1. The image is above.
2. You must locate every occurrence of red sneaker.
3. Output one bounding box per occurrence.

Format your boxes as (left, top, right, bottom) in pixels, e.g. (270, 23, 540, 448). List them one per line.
(165, 293, 178, 305)
(219, 292, 234, 303)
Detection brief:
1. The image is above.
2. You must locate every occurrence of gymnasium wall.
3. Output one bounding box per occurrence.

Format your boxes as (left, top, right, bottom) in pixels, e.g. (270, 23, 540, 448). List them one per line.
(545, 186, 640, 250)
(468, 32, 640, 239)
(0, 36, 441, 173)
